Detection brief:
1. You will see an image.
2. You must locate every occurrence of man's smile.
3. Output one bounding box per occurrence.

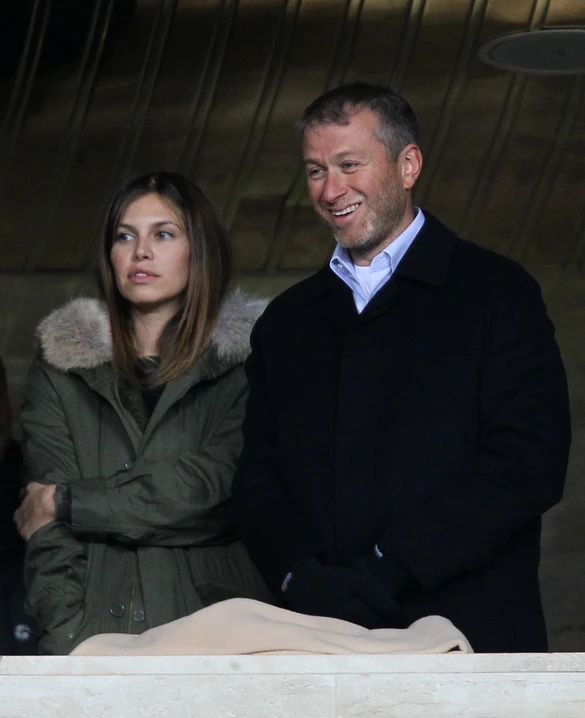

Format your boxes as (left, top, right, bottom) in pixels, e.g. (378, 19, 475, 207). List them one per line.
(330, 203, 361, 217)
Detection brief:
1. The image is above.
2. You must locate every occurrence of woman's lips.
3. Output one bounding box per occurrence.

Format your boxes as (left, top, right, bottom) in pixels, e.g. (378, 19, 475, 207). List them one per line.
(129, 271, 158, 284)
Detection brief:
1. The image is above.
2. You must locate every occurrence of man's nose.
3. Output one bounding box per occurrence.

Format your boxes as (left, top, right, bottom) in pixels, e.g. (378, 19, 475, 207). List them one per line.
(321, 171, 347, 204)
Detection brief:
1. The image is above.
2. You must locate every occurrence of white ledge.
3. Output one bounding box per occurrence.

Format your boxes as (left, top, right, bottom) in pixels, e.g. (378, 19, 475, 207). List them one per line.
(3, 653, 585, 717)
(3, 652, 585, 674)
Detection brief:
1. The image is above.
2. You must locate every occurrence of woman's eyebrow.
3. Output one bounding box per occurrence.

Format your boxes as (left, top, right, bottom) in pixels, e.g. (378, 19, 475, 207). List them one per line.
(117, 219, 181, 230)
(151, 220, 181, 227)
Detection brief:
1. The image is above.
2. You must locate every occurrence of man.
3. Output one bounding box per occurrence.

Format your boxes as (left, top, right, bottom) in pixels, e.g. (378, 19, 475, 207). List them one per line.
(232, 82, 571, 652)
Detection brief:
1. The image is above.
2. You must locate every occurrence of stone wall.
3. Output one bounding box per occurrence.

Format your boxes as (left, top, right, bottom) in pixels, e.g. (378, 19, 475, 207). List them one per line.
(2, 653, 585, 716)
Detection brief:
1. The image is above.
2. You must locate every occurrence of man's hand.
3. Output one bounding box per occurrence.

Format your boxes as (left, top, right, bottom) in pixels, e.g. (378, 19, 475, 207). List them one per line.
(352, 545, 414, 618)
(281, 557, 396, 628)
(14, 482, 56, 540)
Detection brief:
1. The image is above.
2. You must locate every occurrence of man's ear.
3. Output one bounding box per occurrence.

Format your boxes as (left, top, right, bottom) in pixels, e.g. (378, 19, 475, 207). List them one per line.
(399, 144, 423, 190)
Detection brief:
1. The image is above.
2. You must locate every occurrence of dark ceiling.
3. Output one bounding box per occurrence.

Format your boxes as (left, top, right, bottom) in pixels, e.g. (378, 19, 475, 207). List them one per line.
(1, 0, 584, 274)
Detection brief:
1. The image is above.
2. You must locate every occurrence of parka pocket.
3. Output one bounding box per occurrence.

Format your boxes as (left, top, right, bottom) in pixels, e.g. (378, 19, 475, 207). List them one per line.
(24, 522, 88, 653)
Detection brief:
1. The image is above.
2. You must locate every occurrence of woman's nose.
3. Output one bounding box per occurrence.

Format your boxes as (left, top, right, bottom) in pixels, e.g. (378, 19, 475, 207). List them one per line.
(134, 238, 152, 260)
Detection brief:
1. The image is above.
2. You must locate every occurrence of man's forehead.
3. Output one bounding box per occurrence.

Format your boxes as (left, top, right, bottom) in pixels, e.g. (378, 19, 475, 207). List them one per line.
(303, 148, 368, 165)
(302, 112, 385, 159)
(303, 107, 379, 134)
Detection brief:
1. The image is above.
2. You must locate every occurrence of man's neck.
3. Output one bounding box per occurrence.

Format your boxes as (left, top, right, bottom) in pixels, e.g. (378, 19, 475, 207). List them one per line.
(350, 207, 415, 266)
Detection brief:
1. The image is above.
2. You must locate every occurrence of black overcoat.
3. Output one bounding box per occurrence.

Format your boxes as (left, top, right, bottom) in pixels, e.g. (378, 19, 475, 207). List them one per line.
(233, 213, 571, 652)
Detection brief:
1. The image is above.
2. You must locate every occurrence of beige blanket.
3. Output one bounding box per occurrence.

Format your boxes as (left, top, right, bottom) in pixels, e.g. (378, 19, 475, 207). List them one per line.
(71, 598, 472, 656)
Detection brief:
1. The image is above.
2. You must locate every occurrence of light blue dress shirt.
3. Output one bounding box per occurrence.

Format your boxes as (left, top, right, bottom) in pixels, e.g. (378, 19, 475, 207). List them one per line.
(329, 208, 425, 313)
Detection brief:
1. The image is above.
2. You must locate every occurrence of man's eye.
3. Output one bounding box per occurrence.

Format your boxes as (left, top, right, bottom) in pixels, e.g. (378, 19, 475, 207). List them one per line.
(307, 167, 324, 179)
(342, 162, 357, 170)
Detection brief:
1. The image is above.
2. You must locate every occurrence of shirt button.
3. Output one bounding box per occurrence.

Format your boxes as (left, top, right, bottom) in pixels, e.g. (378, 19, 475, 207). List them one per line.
(133, 609, 145, 623)
(109, 601, 125, 618)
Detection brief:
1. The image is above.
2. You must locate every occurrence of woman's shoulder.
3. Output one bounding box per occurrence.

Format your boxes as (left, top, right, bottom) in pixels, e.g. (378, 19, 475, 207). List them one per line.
(208, 289, 268, 367)
(35, 297, 112, 373)
(32, 291, 267, 378)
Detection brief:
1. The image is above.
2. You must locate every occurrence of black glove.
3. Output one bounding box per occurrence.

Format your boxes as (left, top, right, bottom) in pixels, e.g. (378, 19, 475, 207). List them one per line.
(280, 557, 390, 628)
(352, 542, 414, 618)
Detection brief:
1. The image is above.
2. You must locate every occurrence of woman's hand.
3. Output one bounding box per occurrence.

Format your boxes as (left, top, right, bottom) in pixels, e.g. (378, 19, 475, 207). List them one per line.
(14, 482, 57, 540)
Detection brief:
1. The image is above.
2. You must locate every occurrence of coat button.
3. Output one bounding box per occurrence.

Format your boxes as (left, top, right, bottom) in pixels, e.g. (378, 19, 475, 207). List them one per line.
(109, 601, 125, 617)
(124, 460, 135, 470)
(133, 609, 145, 623)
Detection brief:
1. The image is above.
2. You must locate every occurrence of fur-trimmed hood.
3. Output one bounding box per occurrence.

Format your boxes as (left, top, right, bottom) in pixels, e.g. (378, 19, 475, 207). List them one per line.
(36, 290, 267, 372)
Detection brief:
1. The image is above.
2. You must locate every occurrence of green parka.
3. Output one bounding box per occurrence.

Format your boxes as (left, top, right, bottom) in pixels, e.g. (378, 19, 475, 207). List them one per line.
(21, 292, 273, 655)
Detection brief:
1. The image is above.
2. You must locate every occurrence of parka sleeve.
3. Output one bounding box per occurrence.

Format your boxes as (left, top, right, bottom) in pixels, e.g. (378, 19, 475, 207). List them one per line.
(68, 366, 249, 546)
(20, 361, 88, 654)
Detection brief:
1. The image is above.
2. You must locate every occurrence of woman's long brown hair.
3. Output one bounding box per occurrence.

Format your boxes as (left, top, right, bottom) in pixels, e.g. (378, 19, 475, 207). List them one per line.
(99, 172, 233, 385)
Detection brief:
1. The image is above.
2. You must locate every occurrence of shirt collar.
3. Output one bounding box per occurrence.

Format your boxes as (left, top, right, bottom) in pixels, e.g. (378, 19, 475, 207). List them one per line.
(330, 207, 425, 276)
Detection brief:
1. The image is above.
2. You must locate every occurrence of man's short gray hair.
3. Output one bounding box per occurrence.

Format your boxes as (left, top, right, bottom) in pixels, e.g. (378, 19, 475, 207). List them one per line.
(295, 82, 420, 160)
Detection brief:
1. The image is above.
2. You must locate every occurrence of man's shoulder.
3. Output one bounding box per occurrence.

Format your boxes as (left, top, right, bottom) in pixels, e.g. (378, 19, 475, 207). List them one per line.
(261, 267, 332, 320)
(455, 235, 517, 268)
(454, 235, 539, 292)
(422, 212, 539, 291)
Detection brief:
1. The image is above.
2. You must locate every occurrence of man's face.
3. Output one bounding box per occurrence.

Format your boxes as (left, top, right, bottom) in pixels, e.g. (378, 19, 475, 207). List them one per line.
(302, 109, 419, 263)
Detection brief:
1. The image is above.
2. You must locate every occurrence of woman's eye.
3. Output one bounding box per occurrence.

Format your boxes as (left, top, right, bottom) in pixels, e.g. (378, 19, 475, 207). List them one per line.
(115, 232, 133, 242)
(157, 230, 173, 239)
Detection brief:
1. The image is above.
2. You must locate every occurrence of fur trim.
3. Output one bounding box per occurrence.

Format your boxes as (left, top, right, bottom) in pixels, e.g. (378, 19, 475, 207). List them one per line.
(37, 291, 267, 372)
(37, 297, 112, 372)
(211, 289, 267, 364)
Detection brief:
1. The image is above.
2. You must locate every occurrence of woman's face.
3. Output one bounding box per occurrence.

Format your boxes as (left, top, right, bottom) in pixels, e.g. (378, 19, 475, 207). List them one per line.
(110, 193, 190, 316)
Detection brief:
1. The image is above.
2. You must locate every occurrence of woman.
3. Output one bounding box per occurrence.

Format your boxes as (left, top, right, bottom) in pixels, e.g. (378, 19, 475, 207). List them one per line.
(14, 171, 272, 655)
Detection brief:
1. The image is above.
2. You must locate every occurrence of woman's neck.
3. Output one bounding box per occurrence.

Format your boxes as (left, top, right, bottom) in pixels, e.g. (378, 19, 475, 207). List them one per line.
(131, 304, 176, 357)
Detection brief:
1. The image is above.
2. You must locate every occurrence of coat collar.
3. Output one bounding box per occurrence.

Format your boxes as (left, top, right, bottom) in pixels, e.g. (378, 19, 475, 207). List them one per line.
(36, 289, 267, 375)
(392, 211, 456, 288)
(290, 210, 457, 320)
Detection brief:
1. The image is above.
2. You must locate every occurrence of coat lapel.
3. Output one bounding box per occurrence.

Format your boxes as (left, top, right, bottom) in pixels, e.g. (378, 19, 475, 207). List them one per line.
(141, 346, 236, 446)
(73, 364, 143, 450)
(359, 211, 457, 319)
(299, 267, 359, 331)
(393, 212, 456, 288)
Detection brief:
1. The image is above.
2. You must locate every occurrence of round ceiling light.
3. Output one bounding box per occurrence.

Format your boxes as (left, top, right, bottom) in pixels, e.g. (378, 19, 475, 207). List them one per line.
(479, 27, 585, 75)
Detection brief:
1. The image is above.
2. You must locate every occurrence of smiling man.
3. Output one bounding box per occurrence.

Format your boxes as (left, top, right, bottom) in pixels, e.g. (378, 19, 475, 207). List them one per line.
(232, 82, 571, 652)
(303, 103, 419, 266)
